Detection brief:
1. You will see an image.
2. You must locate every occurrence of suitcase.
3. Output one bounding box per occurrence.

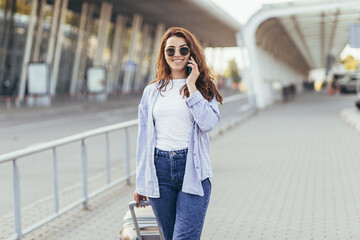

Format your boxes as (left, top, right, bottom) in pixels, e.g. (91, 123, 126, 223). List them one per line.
(119, 200, 165, 240)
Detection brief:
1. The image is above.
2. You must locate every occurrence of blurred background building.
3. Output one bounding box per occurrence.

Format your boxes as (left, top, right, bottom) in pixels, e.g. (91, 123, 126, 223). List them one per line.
(0, 0, 240, 106)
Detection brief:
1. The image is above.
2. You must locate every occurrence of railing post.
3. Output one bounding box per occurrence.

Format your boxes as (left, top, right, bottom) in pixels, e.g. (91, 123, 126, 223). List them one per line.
(105, 133, 111, 184)
(52, 148, 59, 213)
(81, 139, 88, 209)
(125, 127, 131, 184)
(12, 159, 22, 240)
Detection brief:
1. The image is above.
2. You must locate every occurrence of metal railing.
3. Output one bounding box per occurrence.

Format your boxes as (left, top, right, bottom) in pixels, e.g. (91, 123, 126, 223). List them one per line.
(0, 119, 138, 240)
(0, 93, 256, 240)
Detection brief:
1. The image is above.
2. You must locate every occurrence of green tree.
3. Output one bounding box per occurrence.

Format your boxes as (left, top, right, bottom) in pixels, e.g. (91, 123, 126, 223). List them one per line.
(224, 58, 240, 83)
(341, 54, 358, 70)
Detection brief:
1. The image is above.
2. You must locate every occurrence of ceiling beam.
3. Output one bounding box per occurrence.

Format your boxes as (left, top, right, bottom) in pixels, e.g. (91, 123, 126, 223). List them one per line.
(281, 12, 360, 22)
(320, 12, 325, 67)
(255, 18, 310, 75)
(327, 9, 340, 56)
(291, 15, 315, 67)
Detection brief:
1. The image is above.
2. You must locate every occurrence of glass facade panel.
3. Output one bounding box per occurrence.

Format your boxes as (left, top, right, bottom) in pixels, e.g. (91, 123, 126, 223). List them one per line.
(0, 0, 32, 96)
(55, 10, 80, 95)
(0, 1, 156, 98)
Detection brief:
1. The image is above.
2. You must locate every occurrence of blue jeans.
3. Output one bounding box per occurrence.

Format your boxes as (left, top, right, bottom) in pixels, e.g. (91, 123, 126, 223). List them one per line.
(149, 148, 211, 240)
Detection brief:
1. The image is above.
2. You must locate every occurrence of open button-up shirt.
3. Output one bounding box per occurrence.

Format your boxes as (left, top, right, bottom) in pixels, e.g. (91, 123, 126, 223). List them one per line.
(136, 82, 220, 197)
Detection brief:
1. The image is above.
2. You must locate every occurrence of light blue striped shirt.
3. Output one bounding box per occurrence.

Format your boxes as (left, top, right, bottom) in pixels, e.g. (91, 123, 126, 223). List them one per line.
(136, 82, 220, 197)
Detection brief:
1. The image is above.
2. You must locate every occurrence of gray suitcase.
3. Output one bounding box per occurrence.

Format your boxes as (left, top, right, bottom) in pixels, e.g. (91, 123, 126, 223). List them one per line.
(119, 200, 165, 240)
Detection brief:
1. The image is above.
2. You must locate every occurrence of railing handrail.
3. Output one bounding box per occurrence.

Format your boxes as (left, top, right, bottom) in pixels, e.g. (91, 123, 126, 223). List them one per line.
(0, 93, 249, 164)
(0, 119, 138, 164)
(222, 94, 247, 104)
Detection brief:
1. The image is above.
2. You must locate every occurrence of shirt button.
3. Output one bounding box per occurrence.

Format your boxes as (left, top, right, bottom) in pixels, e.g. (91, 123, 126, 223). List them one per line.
(196, 166, 199, 169)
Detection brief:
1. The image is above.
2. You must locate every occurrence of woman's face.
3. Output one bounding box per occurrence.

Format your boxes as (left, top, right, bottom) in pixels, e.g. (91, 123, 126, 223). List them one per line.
(164, 36, 190, 74)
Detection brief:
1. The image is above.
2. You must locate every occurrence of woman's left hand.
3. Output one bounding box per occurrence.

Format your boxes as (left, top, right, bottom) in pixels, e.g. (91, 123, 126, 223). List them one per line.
(187, 56, 199, 94)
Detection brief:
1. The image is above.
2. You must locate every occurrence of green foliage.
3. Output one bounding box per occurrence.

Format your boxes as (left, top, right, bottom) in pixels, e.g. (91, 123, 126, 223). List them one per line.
(224, 58, 241, 83)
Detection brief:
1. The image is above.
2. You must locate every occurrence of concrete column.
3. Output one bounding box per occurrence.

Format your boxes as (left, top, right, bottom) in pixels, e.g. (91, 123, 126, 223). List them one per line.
(141, 28, 154, 86)
(70, 2, 88, 96)
(46, 0, 61, 65)
(240, 47, 251, 90)
(149, 23, 165, 82)
(18, 0, 38, 102)
(93, 2, 107, 65)
(78, 4, 95, 89)
(122, 13, 143, 93)
(114, 16, 128, 92)
(93, 2, 113, 66)
(258, 48, 274, 105)
(50, 0, 69, 97)
(33, 0, 45, 61)
(89, 2, 112, 101)
(108, 14, 125, 93)
(243, 23, 267, 109)
(134, 23, 150, 91)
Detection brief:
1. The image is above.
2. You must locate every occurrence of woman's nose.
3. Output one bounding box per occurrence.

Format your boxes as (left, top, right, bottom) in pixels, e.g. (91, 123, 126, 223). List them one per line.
(174, 49, 181, 57)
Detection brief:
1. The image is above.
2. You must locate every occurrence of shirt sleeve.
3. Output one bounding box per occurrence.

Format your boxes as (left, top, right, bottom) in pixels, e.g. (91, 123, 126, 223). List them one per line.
(185, 90, 220, 132)
(136, 87, 149, 178)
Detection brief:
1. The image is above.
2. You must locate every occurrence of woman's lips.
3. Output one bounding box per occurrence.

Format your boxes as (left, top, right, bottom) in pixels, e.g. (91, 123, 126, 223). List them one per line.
(172, 59, 184, 64)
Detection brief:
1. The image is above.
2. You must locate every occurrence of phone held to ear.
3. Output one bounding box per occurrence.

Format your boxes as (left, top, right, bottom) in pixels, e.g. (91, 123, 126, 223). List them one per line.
(188, 56, 192, 74)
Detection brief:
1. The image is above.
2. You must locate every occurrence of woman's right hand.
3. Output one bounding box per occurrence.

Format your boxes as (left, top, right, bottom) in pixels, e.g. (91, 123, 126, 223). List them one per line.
(134, 190, 147, 208)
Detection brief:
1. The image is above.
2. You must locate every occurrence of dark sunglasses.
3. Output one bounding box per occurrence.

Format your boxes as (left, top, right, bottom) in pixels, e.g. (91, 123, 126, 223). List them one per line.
(165, 47, 190, 57)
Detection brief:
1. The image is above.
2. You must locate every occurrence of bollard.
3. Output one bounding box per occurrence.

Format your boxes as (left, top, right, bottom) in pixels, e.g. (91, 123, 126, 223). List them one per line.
(5, 96, 11, 109)
(15, 96, 20, 108)
(34, 94, 38, 105)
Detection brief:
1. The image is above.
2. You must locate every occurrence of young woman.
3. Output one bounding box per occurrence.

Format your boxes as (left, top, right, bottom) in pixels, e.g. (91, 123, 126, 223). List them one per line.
(134, 27, 223, 240)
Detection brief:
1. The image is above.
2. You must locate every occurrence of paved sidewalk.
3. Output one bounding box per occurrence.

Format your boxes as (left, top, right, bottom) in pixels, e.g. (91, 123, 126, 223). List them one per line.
(205, 92, 360, 239)
(10, 92, 360, 240)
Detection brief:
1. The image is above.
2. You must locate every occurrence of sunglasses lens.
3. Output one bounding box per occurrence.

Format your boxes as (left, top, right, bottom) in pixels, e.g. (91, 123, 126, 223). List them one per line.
(165, 48, 175, 56)
(166, 47, 190, 56)
(180, 47, 189, 56)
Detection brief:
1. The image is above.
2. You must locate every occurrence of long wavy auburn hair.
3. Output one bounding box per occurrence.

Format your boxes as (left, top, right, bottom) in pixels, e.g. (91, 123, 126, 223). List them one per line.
(150, 27, 223, 104)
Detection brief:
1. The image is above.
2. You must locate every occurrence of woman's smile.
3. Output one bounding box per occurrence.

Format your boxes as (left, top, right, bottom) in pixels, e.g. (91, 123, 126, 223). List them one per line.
(172, 58, 185, 65)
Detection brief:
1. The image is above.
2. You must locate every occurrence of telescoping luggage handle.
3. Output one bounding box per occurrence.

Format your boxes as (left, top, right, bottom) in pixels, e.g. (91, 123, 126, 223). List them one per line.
(129, 200, 165, 240)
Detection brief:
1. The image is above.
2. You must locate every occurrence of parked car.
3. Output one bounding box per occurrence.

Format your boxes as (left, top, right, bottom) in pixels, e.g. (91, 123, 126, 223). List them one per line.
(338, 73, 359, 94)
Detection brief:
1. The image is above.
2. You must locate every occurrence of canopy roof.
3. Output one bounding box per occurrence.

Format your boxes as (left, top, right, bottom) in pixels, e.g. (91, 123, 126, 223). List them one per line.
(65, 0, 241, 47)
(251, 0, 360, 75)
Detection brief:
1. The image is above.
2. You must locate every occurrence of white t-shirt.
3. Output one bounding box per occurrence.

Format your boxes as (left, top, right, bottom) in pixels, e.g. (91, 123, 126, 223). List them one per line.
(153, 79, 194, 151)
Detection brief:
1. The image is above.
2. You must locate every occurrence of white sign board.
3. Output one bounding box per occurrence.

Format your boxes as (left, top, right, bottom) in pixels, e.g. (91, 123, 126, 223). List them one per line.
(87, 67, 106, 93)
(28, 63, 50, 95)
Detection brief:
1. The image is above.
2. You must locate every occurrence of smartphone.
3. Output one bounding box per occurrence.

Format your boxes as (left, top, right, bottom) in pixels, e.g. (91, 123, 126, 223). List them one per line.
(188, 56, 192, 74)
